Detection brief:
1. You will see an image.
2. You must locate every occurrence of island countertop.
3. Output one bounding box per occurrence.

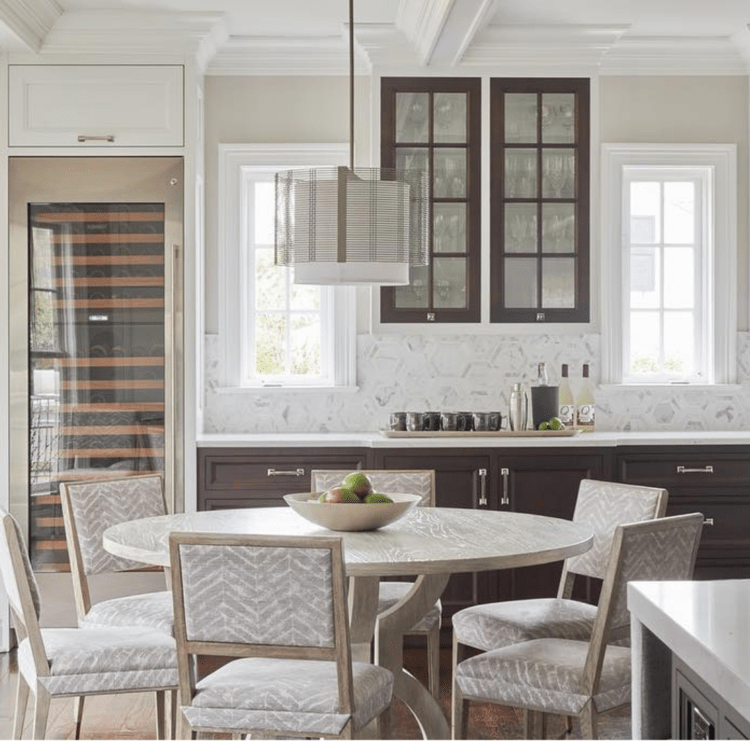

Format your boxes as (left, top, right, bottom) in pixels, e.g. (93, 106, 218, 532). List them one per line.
(197, 430, 750, 449)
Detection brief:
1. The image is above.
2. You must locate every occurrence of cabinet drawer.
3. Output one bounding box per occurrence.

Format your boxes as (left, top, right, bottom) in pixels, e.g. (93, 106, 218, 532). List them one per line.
(620, 456, 750, 489)
(9, 65, 184, 147)
(667, 497, 750, 558)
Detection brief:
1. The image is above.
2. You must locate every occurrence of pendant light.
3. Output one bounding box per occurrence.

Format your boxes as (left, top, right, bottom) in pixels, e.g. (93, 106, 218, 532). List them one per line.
(274, 0, 430, 286)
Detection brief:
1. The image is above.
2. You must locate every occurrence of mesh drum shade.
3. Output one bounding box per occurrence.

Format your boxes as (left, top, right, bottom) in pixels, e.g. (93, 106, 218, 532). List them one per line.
(275, 166, 429, 285)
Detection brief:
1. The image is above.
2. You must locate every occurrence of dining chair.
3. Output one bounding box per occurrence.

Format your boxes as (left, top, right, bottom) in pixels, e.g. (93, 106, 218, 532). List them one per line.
(169, 531, 394, 740)
(452, 479, 668, 665)
(310, 469, 441, 698)
(0, 511, 178, 740)
(60, 474, 175, 737)
(452, 512, 704, 740)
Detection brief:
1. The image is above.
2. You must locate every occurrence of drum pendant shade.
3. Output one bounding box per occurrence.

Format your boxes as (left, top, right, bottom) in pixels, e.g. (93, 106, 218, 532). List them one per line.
(275, 165, 429, 286)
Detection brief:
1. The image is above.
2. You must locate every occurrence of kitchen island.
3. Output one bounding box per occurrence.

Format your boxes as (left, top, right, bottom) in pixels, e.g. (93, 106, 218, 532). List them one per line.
(628, 579, 750, 739)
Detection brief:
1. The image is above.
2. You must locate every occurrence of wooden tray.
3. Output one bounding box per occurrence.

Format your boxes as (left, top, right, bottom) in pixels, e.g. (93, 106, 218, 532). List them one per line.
(380, 429, 582, 438)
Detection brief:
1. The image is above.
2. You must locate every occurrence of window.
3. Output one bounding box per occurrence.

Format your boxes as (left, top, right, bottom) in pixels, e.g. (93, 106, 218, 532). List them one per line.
(219, 144, 356, 389)
(602, 144, 736, 385)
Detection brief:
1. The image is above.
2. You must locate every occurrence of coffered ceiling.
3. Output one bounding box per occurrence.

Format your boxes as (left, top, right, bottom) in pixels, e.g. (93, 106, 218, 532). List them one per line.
(3, 0, 750, 74)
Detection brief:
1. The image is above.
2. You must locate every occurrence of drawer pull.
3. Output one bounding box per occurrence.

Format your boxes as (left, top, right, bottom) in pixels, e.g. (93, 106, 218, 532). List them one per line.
(77, 134, 116, 142)
(677, 465, 714, 474)
(500, 467, 510, 506)
(703, 518, 714, 526)
(478, 468, 488, 507)
(267, 468, 305, 477)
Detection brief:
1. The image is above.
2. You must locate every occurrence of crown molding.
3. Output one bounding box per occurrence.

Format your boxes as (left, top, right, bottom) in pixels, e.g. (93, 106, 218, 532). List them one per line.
(600, 36, 748, 75)
(39, 10, 227, 71)
(352, 23, 420, 70)
(461, 24, 630, 73)
(396, 0, 454, 65)
(0, 0, 62, 52)
(207, 34, 370, 76)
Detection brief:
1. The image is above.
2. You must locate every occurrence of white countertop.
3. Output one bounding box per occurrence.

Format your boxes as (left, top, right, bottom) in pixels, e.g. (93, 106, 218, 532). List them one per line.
(628, 579, 750, 722)
(197, 430, 750, 449)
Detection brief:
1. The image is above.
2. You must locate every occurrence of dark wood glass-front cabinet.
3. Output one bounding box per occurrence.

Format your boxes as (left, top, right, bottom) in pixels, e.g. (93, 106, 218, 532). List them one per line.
(490, 78, 590, 323)
(380, 77, 481, 323)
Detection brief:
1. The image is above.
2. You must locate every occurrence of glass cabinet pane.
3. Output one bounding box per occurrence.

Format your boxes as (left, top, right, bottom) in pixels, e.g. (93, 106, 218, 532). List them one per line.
(542, 148, 575, 199)
(542, 204, 575, 253)
(434, 203, 466, 255)
(505, 149, 537, 198)
(396, 147, 429, 175)
(542, 93, 575, 143)
(505, 204, 537, 254)
(504, 258, 537, 307)
(396, 93, 429, 142)
(434, 149, 467, 198)
(434, 93, 466, 142)
(542, 258, 575, 308)
(433, 258, 466, 308)
(395, 265, 430, 308)
(505, 93, 537, 143)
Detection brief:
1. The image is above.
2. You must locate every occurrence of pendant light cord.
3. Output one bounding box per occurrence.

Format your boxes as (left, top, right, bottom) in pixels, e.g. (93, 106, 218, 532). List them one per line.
(349, 0, 354, 170)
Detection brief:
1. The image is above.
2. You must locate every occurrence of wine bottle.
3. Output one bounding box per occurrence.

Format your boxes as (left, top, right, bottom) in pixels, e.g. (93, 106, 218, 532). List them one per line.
(576, 363, 595, 431)
(537, 362, 548, 386)
(558, 364, 575, 428)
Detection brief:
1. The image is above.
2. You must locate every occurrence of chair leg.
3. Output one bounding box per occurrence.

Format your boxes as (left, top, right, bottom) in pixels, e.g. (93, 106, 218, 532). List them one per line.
(524, 709, 545, 739)
(155, 691, 166, 740)
(32, 686, 51, 740)
(451, 679, 469, 739)
(73, 695, 85, 740)
(169, 689, 177, 740)
(12, 674, 30, 739)
(579, 701, 599, 740)
(426, 622, 441, 699)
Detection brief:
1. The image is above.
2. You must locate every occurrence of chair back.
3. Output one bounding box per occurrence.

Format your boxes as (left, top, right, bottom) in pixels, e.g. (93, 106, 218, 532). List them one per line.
(311, 469, 436, 507)
(0, 512, 49, 677)
(581, 512, 703, 696)
(61, 474, 167, 618)
(561, 479, 668, 591)
(170, 533, 354, 715)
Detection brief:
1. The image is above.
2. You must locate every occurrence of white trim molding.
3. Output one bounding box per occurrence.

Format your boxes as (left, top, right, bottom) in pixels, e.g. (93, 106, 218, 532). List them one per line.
(217, 143, 356, 391)
(601, 143, 737, 385)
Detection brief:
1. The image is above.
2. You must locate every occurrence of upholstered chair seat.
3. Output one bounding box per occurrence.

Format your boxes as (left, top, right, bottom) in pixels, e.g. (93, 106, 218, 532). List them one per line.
(81, 591, 174, 634)
(18, 626, 177, 696)
(182, 657, 393, 735)
(455, 639, 631, 716)
(453, 598, 597, 653)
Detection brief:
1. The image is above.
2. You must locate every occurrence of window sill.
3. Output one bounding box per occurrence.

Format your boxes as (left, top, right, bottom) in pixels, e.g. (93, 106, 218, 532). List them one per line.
(215, 385, 360, 395)
(600, 383, 743, 392)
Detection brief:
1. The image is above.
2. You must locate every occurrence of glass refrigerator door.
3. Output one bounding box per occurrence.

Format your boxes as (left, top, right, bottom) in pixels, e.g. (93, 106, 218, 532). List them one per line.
(28, 203, 166, 570)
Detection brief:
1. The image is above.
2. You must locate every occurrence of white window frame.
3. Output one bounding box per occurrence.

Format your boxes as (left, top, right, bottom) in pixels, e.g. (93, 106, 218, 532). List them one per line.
(601, 144, 736, 386)
(218, 143, 356, 391)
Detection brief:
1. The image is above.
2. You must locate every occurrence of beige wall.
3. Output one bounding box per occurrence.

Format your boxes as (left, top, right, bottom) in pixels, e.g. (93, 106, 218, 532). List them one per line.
(203, 75, 370, 333)
(600, 76, 749, 329)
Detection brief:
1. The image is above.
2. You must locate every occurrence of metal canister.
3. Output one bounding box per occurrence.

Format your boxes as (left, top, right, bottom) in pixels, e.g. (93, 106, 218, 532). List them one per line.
(509, 383, 528, 431)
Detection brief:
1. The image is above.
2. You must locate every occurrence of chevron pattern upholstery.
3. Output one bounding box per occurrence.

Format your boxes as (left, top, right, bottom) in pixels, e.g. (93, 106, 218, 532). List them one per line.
(81, 591, 174, 633)
(311, 468, 441, 699)
(452, 513, 704, 740)
(170, 533, 394, 740)
(0, 512, 177, 740)
(62, 474, 166, 574)
(178, 544, 336, 646)
(452, 479, 667, 654)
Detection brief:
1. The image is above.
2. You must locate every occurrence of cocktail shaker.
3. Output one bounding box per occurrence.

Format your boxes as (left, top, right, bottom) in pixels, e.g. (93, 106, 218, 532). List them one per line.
(509, 383, 528, 431)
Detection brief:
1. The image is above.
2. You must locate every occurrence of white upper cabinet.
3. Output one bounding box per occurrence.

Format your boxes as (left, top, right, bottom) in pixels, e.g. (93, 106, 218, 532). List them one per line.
(9, 65, 184, 147)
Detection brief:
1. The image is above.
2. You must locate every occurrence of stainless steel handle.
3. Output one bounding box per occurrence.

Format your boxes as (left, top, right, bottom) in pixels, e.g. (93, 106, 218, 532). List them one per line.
(677, 465, 714, 474)
(703, 518, 714, 526)
(267, 468, 305, 477)
(501, 467, 510, 505)
(478, 468, 488, 506)
(77, 134, 115, 142)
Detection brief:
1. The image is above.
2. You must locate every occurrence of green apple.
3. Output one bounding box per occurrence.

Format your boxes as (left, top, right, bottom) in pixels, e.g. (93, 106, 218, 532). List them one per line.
(341, 472, 373, 499)
(319, 486, 360, 504)
(364, 492, 393, 504)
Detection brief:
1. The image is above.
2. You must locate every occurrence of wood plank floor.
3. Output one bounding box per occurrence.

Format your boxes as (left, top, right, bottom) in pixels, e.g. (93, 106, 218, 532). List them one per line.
(0, 645, 631, 740)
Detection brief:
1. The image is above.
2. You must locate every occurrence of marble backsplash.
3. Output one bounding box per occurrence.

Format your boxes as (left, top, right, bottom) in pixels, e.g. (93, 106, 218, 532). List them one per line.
(202, 332, 750, 434)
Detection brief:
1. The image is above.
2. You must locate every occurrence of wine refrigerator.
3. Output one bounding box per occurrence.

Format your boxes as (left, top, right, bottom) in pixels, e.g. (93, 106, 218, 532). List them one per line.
(9, 157, 183, 583)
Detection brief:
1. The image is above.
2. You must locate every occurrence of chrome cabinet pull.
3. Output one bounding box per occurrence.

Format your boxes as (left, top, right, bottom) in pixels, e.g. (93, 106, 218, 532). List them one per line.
(267, 468, 305, 477)
(677, 465, 714, 474)
(500, 467, 510, 505)
(703, 518, 714, 526)
(478, 468, 488, 506)
(77, 134, 116, 142)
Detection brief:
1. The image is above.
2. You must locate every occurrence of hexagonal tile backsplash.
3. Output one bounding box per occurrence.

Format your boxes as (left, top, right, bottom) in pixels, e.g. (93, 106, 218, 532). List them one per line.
(202, 333, 750, 434)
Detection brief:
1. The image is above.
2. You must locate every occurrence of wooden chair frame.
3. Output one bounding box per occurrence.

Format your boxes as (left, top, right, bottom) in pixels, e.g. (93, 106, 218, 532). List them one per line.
(1, 513, 175, 741)
(452, 512, 704, 740)
(169, 532, 388, 740)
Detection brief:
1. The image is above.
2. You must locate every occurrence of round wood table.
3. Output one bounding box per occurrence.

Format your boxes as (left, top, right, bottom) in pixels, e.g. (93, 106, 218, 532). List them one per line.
(103, 506, 593, 740)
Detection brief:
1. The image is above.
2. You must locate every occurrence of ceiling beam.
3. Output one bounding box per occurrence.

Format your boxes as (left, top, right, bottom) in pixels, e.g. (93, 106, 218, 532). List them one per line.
(0, 0, 62, 52)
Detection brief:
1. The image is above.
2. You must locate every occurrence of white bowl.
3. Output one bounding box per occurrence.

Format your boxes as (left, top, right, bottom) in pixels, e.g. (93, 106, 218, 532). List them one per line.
(283, 492, 420, 532)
